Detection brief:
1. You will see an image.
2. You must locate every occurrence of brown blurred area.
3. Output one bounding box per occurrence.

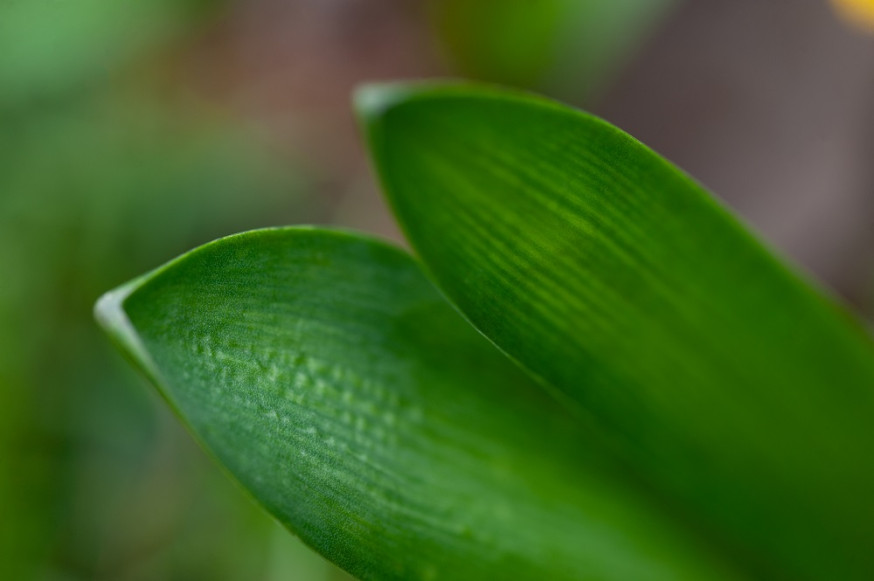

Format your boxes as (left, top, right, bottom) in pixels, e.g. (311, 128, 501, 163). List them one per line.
(181, 0, 442, 239)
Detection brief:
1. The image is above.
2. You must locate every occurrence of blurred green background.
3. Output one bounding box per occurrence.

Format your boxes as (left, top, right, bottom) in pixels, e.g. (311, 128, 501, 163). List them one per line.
(1, 1, 872, 579)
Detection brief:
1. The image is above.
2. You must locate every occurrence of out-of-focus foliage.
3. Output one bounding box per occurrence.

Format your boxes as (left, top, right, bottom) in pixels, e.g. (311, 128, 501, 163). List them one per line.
(0, 0, 356, 579)
(0, 93, 301, 580)
(429, 0, 569, 88)
(0, 0, 211, 107)
(429, 0, 676, 98)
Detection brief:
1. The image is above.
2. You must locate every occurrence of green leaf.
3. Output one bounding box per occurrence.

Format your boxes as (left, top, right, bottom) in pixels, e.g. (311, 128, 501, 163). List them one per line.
(95, 228, 742, 581)
(358, 82, 874, 580)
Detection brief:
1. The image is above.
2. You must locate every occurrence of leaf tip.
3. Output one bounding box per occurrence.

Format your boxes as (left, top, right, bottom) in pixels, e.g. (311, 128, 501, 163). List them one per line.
(353, 82, 412, 124)
(94, 285, 131, 337)
(94, 279, 163, 386)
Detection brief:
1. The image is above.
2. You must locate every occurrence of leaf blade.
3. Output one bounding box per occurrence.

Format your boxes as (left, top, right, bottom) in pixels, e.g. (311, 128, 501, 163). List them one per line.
(96, 227, 740, 581)
(358, 83, 874, 580)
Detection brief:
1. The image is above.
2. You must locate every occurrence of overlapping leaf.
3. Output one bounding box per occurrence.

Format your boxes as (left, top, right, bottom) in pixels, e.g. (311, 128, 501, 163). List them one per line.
(358, 83, 874, 580)
(95, 228, 739, 581)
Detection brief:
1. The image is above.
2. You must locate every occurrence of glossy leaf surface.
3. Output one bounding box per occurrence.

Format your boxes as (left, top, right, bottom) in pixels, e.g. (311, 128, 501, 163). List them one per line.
(95, 228, 740, 581)
(359, 83, 874, 580)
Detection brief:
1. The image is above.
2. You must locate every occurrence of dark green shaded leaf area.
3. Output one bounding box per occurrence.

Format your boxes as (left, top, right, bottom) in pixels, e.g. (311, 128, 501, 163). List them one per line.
(359, 83, 874, 580)
(95, 228, 742, 581)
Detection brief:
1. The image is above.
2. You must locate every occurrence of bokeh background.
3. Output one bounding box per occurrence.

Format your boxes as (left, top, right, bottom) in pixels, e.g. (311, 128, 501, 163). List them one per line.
(2, 1, 873, 579)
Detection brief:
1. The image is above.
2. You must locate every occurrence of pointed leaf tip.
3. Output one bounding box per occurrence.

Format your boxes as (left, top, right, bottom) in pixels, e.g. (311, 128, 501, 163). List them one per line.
(94, 280, 165, 388)
(354, 81, 501, 125)
(353, 82, 414, 124)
